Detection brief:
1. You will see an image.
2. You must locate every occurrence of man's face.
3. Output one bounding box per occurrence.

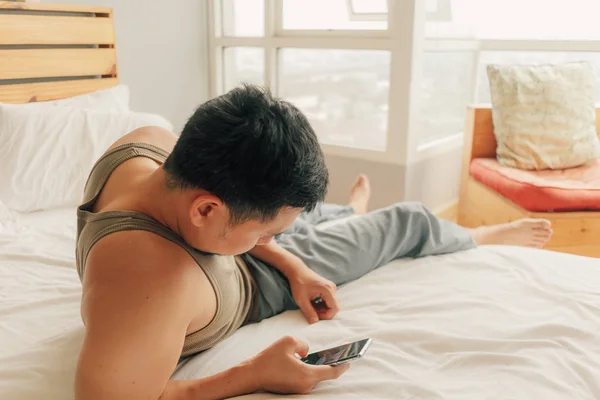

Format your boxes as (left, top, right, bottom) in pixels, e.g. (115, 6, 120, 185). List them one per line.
(183, 201, 302, 256)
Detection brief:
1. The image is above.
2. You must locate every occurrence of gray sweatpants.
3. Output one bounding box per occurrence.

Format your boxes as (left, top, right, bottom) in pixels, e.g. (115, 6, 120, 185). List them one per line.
(242, 202, 476, 323)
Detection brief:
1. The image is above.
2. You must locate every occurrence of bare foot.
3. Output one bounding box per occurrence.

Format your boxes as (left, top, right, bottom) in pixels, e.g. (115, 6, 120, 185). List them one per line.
(349, 174, 371, 215)
(467, 219, 553, 248)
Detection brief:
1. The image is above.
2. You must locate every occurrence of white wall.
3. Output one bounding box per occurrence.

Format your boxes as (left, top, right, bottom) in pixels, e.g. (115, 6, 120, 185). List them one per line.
(404, 148, 463, 210)
(325, 155, 405, 211)
(48, 0, 210, 133)
(48, 0, 460, 211)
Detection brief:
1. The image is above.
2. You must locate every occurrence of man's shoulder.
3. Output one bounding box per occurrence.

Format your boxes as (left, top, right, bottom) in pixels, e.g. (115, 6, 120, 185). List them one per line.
(106, 125, 178, 154)
(84, 229, 198, 290)
(81, 229, 221, 338)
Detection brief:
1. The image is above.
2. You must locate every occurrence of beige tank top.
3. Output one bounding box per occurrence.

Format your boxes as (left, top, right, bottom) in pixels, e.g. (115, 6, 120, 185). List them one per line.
(76, 142, 258, 358)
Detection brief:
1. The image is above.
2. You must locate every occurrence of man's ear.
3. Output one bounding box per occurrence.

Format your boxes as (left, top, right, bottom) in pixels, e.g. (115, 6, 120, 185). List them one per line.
(189, 194, 223, 228)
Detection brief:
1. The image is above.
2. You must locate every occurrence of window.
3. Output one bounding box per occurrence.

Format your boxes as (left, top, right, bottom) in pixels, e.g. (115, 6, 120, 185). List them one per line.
(426, 0, 600, 40)
(417, 0, 600, 146)
(279, 48, 390, 150)
(425, 0, 451, 22)
(212, 0, 477, 152)
(476, 52, 600, 103)
(223, 47, 265, 92)
(348, 0, 387, 15)
(210, 0, 407, 158)
(415, 51, 475, 145)
(221, 0, 264, 36)
(212, 0, 600, 156)
(282, 0, 387, 31)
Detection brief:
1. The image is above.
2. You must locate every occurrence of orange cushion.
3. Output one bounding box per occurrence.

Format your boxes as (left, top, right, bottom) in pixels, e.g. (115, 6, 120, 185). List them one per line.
(470, 158, 600, 212)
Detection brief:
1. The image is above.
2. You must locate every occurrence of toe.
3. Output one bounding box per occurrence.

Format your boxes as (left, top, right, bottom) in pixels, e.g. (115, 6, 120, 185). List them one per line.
(530, 239, 548, 248)
(532, 219, 552, 229)
(534, 229, 553, 238)
(360, 175, 371, 189)
(514, 218, 551, 229)
(351, 174, 369, 191)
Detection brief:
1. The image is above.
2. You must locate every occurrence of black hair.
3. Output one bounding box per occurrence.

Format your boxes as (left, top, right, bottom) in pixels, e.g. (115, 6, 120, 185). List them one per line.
(163, 84, 328, 224)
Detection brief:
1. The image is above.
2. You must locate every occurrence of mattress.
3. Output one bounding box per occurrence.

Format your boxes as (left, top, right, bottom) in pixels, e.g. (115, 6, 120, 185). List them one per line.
(2, 208, 600, 399)
(470, 158, 600, 212)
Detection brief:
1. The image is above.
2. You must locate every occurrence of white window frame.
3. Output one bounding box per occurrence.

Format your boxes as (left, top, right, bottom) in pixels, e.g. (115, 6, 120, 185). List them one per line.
(344, 0, 451, 23)
(425, 0, 452, 22)
(208, 0, 423, 165)
(346, 0, 387, 22)
(415, 30, 600, 161)
(209, 0, 600, 166)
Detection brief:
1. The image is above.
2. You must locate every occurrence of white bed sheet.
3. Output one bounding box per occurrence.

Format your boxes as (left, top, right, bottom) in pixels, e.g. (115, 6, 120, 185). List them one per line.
(0, 208, 80, 360)
(2, 208, 600, 400)
(12, 206, 77, 234)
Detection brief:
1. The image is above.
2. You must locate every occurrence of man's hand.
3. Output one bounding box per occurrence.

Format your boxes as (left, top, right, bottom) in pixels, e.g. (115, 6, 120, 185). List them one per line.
(248, 336, 350, 394)
(289, 265, 339, 324)
(248, 241, 340, 324)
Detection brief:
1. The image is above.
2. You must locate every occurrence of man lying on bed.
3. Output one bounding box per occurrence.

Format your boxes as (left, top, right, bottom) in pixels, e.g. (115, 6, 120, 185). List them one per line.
(74, 84, 553, 400)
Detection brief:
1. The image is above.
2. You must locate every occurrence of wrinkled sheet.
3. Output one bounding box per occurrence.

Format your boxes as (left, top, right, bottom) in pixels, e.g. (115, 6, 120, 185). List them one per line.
(2, 209, 600, 399)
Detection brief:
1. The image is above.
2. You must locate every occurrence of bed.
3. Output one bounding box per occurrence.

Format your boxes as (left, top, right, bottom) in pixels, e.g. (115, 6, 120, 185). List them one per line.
(3, 208, 600, 400)
(2, 3, 600, 400)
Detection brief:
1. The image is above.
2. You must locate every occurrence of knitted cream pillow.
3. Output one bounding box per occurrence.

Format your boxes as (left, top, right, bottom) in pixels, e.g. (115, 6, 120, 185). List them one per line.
(487, 61, 600, 170)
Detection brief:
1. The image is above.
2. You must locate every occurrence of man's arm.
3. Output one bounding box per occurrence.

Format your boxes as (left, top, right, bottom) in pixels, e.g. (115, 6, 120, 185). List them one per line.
(248, 240, 307, 278)
(76, 231, 259, 400)
(77, 231, 347, 399)
(248, 241, 339, 323)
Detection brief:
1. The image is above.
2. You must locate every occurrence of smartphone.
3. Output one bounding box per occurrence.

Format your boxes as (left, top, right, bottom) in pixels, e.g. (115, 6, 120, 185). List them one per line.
(300, 338, 372, 366)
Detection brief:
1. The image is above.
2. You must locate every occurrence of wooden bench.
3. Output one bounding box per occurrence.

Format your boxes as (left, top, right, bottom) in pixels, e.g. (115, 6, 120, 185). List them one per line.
(458, 106, 600, 258)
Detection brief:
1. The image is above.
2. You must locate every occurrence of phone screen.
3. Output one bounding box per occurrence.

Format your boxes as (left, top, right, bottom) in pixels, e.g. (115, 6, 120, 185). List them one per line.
(301, 338, 371, 366)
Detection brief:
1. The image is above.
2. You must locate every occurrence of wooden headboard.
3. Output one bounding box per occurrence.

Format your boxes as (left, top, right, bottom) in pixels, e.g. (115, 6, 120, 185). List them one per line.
(0, 1, 118, 104)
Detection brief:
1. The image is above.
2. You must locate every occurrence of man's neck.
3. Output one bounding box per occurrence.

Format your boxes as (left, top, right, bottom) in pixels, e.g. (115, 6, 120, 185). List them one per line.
(133, 167, 184, 236)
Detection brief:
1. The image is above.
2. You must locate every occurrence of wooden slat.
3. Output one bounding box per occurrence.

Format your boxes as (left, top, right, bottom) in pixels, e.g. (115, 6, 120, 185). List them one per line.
(434, 201, 458, 222)
(546, 246, 600, 258)
(0, 48, 116, 80)
(0, 77, 119, 103)
(531, 209, 600, 220)
(459, 178, 600, 258)
(458, 107, 477, 224)
(0, 14, 114, 45)
(470, 107, 497, 159)
(0, 1, 111, 14)
(545, 215, 600, 247)
(459, 178, 527, 228)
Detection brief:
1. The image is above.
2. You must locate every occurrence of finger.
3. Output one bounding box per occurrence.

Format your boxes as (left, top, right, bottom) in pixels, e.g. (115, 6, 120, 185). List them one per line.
(278, 336, 308, 357)
(312, 363, 351, 381)
(321, 291, 340, 315)
(318, 307, 338, 320)
(295, 342, 309, 358)
(329, 282, 337, 294)
(282, 336, 309, 357)
(298, 297, 320, 324)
